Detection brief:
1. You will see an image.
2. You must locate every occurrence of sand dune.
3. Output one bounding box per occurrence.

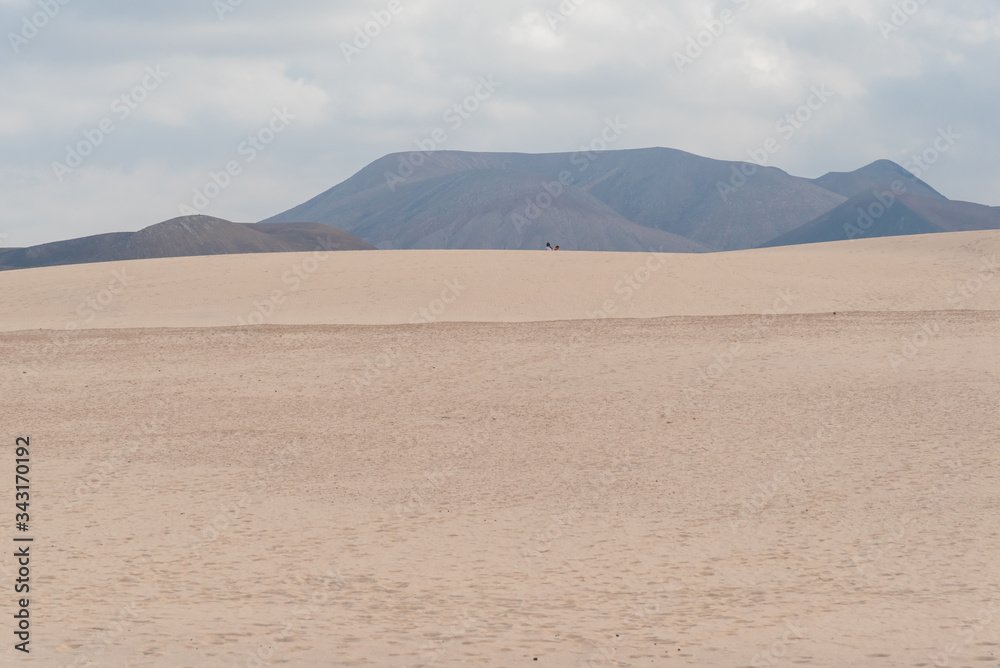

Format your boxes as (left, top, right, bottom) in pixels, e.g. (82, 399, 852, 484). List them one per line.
(1, 231, 998, 332)
(2, 230, 999, 666)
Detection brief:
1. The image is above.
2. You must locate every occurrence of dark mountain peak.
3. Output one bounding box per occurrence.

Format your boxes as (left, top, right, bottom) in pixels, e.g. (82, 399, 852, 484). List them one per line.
(130, 215, 241, 244)
(146, 214, 234, 229)
(864, 158, 903, 170)
(812, 160, 946, 200)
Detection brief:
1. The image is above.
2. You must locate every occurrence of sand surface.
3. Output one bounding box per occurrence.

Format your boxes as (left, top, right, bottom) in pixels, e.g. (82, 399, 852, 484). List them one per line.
(1, 231, 998, 331)
(2, 231, 999, 667)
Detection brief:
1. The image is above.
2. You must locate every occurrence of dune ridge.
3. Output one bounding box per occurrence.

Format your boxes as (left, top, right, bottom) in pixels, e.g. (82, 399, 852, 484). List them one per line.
(0, 230, 997, 333)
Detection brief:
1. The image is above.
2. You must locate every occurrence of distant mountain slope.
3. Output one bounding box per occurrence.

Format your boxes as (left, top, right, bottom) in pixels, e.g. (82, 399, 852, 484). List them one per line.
(575, 149, 846, 250)
(263, 148, 847, 251)
(275, 166, 710, 252)
(760, 192, 1000, 248)
(0, 216, 374, 271)
(811, 159, 946, 200)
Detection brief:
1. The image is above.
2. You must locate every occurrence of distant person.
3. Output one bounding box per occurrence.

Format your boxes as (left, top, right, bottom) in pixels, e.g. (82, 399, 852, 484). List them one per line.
(545, 242, 553, 250)
(553, 245, 560, 251)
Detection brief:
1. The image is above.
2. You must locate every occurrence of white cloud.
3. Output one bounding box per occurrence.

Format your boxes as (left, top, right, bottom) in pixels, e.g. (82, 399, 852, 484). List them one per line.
(147, 57, 331, 128)
(1, 0, 998, 246)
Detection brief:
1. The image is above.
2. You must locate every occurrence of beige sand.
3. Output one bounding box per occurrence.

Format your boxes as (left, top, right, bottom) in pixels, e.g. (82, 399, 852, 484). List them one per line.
(2, 231, 999, 666)
(1, 231, 998, 332)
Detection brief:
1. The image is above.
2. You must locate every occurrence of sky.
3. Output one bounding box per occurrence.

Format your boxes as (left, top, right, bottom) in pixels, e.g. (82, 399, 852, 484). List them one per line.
(1, 0, 998, 247)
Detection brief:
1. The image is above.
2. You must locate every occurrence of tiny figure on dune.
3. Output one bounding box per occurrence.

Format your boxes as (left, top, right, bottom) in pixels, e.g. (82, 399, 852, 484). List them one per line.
(553, 245, 560, 251)
(545, 242, 553, 250)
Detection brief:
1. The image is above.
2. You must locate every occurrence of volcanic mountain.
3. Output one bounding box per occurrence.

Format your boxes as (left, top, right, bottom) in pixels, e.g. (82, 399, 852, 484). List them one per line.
(0, 216, 374, 271)
(262, 148, 848, 252)
(761, 191, 1000, 248)
(12, 149, 995, 264)
(810, 159, 946, 200)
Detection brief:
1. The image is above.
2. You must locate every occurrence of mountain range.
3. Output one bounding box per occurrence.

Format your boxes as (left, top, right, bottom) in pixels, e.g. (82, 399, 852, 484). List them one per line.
(5, 147, 997, 270)
(0, 216, 373, 271)
(762, 189, 1000, 248)
(263, 148, 998, 252)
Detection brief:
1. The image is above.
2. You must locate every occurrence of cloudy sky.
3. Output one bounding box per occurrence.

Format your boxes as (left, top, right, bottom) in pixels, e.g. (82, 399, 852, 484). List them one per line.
(1, 0, 998, 246)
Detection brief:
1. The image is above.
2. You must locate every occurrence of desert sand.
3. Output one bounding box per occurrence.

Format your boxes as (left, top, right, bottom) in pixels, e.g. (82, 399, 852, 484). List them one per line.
(2, 231, 999, 667)
(1, 231, 999, 332)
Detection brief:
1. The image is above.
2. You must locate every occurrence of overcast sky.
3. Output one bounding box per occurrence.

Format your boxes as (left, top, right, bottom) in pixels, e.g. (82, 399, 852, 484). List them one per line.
(1, 0, 998, 246)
